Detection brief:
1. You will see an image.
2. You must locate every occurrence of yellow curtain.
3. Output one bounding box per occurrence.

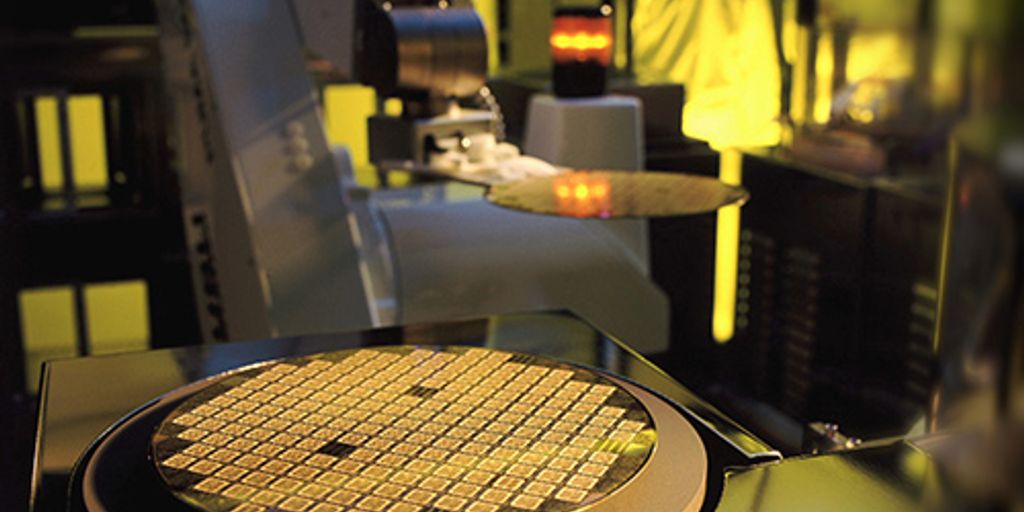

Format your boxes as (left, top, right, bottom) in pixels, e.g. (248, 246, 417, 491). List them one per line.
(633, 0, 782, 148)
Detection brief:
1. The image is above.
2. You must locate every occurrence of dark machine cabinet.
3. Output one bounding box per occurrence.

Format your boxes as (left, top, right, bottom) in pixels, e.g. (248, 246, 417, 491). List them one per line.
(650, 152, 944, 450)
(0, 32, 200, 391)
(0, 7, 201, 508)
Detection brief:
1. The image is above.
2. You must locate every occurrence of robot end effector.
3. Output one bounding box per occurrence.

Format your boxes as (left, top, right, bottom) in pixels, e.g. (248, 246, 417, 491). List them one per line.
(291, 0, 487, 112)
(292, 0, 496, 169)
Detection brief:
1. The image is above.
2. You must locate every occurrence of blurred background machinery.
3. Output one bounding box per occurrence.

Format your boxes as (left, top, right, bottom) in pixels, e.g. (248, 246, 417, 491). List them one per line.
(0, 5, 200, 506)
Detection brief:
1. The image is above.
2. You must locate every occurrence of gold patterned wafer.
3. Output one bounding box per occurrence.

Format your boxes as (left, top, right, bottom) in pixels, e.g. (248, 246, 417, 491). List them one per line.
(153, 347, 656, 512)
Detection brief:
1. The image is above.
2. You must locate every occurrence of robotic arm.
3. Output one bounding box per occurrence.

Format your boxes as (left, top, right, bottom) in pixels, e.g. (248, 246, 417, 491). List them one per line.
(156, 0, 669, 354)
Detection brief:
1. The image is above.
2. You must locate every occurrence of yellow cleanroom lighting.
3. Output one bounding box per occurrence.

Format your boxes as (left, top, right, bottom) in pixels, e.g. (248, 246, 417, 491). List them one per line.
(85, 280, 150, 355)
(813, 32, 835, 125)
(556, 185, 571, 199)
(19, 286, 78, 392)
(470, 0, 500, 74)
(713, 149, 743, 343)
(33, 94, 110, 196)
(574, 183, 590, 200)
(632, 0, 781, 149)
(33, 96, 64, 194)
(68, 94, 110, 191)
(324, 85, 379, 187)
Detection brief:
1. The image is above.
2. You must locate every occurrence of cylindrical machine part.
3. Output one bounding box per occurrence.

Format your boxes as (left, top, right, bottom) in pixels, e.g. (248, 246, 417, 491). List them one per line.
(388, 7, 487, 98)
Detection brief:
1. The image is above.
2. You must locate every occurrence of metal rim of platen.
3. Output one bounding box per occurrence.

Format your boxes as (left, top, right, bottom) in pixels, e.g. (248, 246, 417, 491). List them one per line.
(485, 171, 749, 219)
(151, 346, 706, 512)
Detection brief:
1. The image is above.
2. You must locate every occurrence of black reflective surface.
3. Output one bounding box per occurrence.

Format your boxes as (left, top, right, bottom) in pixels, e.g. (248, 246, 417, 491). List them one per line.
(717, 441, 969, 512)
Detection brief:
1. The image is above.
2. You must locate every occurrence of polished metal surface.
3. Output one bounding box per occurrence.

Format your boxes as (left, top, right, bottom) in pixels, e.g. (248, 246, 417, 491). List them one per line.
(597, 338, 780, 461)
(486, 171, 750, 219)
(390, 7, 487, 98)
(717, 441, 957, 511)
(607, 377, 706, 512)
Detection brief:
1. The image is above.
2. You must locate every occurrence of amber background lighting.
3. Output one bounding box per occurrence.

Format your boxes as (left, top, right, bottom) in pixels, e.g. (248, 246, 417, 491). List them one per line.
(554, 174, 613, 218)
(550, 16, 613, 66)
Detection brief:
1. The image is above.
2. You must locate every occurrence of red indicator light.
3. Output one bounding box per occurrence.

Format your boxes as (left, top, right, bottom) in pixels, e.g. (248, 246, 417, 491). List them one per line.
(553, 174, 613, 218)
(551, 15, 613, 66)
(550, 33, 611, 52)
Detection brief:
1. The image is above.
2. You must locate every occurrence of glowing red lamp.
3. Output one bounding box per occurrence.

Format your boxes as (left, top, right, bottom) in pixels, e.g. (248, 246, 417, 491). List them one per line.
(551, 7, 613, 97)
